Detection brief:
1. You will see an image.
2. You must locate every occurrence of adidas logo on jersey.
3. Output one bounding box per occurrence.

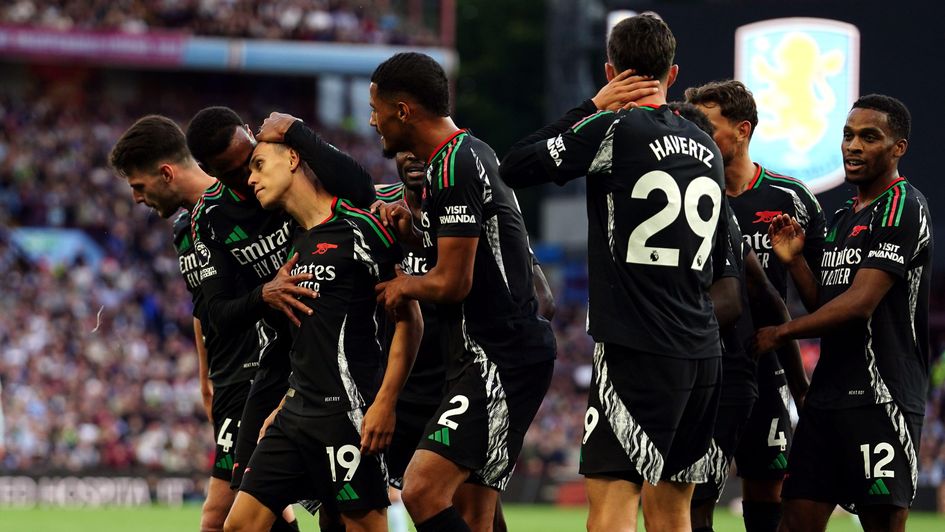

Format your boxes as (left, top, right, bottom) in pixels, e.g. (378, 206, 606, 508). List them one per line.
(336, 483, 360, 501)
(868, 478, 890, 496)
(427, 427, 451, 446)
(225, 225, 249, 244)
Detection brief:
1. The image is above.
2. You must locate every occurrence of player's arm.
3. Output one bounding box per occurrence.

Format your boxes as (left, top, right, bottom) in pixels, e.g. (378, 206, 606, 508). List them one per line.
(194, 317, 213, 423)
(258, 395, 287, 443)
(378, 145, 482, 310)
(755, 268, 895, 353)
(198, 228, 316, 328)
(361, 288, 423, 455)
(769, 214, 820, 311)
(258, 112, 376, 207)
(501, 73, 659, 188)
(532, 257, 556, 320)
(501, 107, 617, 188)
(377, 237, 477, 313)
(710, 207, 742, 329)
(710, 278, 742, 330)
(745, 249, 809, 405)
(800, 195, 827, 282)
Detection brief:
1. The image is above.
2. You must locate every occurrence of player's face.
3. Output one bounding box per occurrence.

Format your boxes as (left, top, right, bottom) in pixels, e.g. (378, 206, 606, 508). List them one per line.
(205, 125, 256, 189)
(248, 142, 293, 209)
(695, 103, 738, 165)
(369, 83, 409, 158)
(842, 108, 903, 186)
(126, 169, 178, 218)
(395, 151, 426, 191)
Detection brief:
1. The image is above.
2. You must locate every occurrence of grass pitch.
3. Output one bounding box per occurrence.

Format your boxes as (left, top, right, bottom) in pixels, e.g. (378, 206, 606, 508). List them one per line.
(0, 503, 941, 531)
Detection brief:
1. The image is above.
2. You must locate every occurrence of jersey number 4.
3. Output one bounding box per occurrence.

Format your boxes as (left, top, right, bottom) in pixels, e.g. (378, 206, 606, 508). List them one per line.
(626, 171, 721, 269)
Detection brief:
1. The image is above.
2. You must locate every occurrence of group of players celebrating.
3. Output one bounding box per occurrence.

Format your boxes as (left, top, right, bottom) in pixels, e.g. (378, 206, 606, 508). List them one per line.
(108, 13, 931, 532)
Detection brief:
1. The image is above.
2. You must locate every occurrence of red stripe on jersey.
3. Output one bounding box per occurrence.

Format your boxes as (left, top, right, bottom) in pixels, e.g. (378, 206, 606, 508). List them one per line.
(428, 129, 467, 164)
(747, 164, 763, 189)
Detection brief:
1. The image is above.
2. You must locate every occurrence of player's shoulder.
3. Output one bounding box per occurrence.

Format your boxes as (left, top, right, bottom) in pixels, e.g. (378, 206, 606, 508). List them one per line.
(335, 199, 396, 249)
(429, 129, 492, 190)
(757, 166, 821, 209)
(869, 178, 928, 229)
(374, 182, 405, 203)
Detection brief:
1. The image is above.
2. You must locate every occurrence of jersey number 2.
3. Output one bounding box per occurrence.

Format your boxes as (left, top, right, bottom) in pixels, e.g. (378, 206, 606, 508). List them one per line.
(626, 171, 721, 269)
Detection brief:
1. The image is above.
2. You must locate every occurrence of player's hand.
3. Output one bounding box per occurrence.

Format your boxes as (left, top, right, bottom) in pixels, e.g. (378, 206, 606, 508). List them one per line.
(376, 267, 411, 316)
(369, 199, 386, 214)
(262, 252, 318, 327)
(375, 202, 420, 245)
(256, 112, 300, 143)
(591, 69, 660, 111)
(258, 408, 279, 443)
(360, 400, 395, 455)
(768, 214, 805, 265)
(753, 325, 787, 356)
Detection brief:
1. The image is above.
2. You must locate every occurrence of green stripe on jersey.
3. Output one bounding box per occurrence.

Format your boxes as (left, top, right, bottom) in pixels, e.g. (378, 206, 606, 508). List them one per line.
(337, 201, 394, 246)
(572, 110, 614, 133)
(432, 133, 467, 189)
(376, 183, 404, 199)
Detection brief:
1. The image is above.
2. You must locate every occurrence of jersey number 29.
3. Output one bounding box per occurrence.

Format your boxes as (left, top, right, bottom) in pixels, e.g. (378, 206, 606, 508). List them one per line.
(626, 171, 721, 270)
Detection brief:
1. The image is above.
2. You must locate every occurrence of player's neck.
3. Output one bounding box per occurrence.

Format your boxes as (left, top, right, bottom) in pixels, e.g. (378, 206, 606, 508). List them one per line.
(404, 187, 422, 211)
(724, 154, 757, 197)
(180, 166, 218, 211)
(415, 117, 461, 162)
(285, 177, 333, 230)
(855, 169, 902, 211)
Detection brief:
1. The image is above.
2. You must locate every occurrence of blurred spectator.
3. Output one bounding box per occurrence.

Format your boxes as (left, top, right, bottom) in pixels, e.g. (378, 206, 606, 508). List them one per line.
(1, 0, 441, 46)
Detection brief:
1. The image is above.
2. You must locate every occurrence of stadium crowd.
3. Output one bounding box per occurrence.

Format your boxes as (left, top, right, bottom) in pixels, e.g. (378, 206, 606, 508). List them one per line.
(1, 73, 944, 506)
(1, 0, 441, 45)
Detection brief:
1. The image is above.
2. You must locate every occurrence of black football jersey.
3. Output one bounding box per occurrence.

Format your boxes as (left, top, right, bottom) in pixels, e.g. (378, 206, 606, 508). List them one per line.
(808, 178, 932, 416)
(191, 181, 294, 368)
(281, 199, 402, 416)
(421, 130, 556, 375)
(376, 183, 445, 405)
(501, 105, 727, 359)
(729, 164, 826, 298)
(189, 121, 378, 369)
(173, 210, 257, 386)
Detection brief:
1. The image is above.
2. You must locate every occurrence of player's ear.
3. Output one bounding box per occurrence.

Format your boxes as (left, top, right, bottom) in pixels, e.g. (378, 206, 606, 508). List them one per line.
(243, 123, 256, 142)
(893, 138, 908, 158)
(665, 64, 679, 89)
(397, 101, 410, 123)
(604, 63, 616, 82)
(287, 147, 301, 172)
(737, 120, 753, 142)
(159, 163, 174, 183)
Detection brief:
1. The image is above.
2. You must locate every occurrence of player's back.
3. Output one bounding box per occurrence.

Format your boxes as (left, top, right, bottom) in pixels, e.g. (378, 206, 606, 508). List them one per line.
(584, 105, 726, 358)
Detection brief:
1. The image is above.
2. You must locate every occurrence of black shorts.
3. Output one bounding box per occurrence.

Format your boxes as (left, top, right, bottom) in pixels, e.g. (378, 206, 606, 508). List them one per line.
(240, 407, 389, 516)
(210, 381, 252, 481)
(231, 362, 291, 490)
(579, 343, 721, 485)
(782, 403, 923, 513)
(387, 397, 441, 489)
(691, 400, 755, 505)
(734, 351, 793, 480)
(416, 355, 554, 491)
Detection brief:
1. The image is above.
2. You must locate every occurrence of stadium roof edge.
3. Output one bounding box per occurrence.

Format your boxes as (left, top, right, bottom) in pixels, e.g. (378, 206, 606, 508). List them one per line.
(0, 25, 458, 77)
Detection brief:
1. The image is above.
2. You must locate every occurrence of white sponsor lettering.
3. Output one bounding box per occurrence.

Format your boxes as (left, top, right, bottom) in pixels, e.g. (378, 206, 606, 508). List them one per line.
(547, 136, 566, 167)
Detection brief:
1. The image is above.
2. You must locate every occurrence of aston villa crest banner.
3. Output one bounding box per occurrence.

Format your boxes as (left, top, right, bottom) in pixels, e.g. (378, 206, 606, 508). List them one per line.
(736, 18, 860, 193)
